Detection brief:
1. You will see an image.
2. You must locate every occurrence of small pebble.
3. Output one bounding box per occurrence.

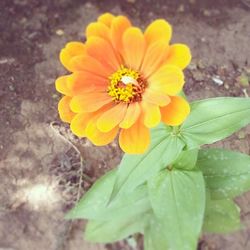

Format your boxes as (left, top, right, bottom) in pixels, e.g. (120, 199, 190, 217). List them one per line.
(177, 4, 185, 12)
(203, 10, 211, 17)
(0, 58, 15, 64)
(85, 2, 93, 8)
(192, 71, 204, 81)
(188, 63, 197, 70)
(201, 37, 206, 42)
(9, 84, 15, 91)
(56, 29, 64, 36)
(212, 76, 223, 86)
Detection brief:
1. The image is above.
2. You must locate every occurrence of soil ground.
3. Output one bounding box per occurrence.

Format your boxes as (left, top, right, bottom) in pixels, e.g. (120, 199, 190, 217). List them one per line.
(0, 0, 250, 249)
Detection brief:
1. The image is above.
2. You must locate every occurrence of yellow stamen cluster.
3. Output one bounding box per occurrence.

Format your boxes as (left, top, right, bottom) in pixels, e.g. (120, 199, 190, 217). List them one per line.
(108, 66, 143, 103)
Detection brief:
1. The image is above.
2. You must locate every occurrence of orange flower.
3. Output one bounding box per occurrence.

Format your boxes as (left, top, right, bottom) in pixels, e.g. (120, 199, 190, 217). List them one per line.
(56, 13, 191, 154)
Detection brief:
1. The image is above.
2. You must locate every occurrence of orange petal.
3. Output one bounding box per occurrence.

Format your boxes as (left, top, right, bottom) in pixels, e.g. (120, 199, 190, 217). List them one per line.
(165, 44, 191, 69)
(119, 121, 150, 154)
(97, 13, 115, 27)
(85, 113, 119, 146)
(55, 75, 72, 96)
(59, 42, 85, 72)
(119, 102, 141, 129)
(70, 55, 113, 78)
(67, 72, 106, 95)
(70, 93, 112, 113)
(88, 126, 119, 146)
(144, 19, 172, 46)
(143, 88, 170, 107)
(122, 27, 145, 70)
(97, 103, 127, 132)
(160, 96, 190, 126)
(141, 101, 161, 128)
(58, 96, 75, 123)
(110, 15, 131, 53)
(86, 37, 120, 71)
(148, 65, 185, 95)
(70, 112, 92, 137)
(140, 40, 169, 78)
(86, 22, 110, 41)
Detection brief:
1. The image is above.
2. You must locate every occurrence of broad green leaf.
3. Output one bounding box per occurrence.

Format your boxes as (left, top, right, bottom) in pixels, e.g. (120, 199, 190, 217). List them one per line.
(203, 196, 241, 233)
(97, 184, 151, 220)
(66, 170, 151, 220)
(148, 169, 206, 250)
(85, 212, 151, 243)
(110, 124, 185, 200)
(66, 169, 116, 220)
(180, 97, 250, 148)
(173, 148, 199, 170)
(144, 217, 169, 250)
(197, 148, 250, 199)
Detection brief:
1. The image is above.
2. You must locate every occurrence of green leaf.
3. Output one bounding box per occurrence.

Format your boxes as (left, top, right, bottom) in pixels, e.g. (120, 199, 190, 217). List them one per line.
(173, 148, 199, 170)
(144, 217, 169, 250)
(66, 169, 116, 220)
(180, 97, 250, 148)
(203, 195, 241, 233)
(66, 170, 151, 221)
(85, 212, 151, 243)
(197, 148, 250, 199)
(148, 169, 206, 250)
(110, 124, 185, 200)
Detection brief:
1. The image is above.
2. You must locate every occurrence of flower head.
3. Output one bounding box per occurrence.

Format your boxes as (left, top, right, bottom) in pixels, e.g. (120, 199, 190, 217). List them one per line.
(56, 13, 191, 154)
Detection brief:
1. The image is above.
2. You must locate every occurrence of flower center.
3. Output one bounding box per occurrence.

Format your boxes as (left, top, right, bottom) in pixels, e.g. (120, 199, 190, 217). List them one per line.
(108, 66, 147, 103)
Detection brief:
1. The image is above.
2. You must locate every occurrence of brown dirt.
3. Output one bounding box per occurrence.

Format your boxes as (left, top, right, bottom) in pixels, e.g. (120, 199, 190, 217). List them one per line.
(0, 0, 250, 249)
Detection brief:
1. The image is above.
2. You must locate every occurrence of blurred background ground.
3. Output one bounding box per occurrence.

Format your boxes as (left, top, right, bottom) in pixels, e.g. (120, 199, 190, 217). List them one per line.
(0, 0, 250, 249)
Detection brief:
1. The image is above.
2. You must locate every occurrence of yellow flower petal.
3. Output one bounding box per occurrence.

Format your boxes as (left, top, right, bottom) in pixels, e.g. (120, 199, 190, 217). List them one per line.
(160, 96, 190, 126)
(86, 37, 121, 71)
(122, 27, 145, 70)
(143, 88, 170, 107)
(70, 93, 112, 113)
(165, 44, 191, 69)
(86, 22, 110, 41)
(119, 102, 141, 129)
(110, 15, 131, 52)
(85, 114, 119, 146)
(119, 121, 150, 154)
(141, 101, 161, 128)
(55, 75, 72, 96)
(98, 13, 115, 27)
(97, 103, 127, 132)
(67, 72, 97, 95)
(148, 65, 185, 95)
(70, 112, 92, 137)
(59, 42, 85, 72)
(70, 55, 113, 78)
(140, 40, 169, 78)
(58, 96, 75, 123)
(144, 19, 172, 46)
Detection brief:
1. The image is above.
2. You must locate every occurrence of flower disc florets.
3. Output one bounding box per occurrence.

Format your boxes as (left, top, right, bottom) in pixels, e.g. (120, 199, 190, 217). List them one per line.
(108, 66, 147, 103)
